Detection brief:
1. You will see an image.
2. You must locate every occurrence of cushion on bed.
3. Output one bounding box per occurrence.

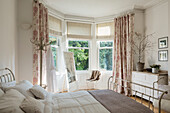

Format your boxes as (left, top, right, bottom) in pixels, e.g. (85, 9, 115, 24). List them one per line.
(18, 80, 33, 87)
(5, 80, 34, 97)
(30, 85, 48, 99)
(20, 97, 44, 113)
(0, 81, 16, 90)
(0, 89, 4, 97)
(0, 89, 25, 113)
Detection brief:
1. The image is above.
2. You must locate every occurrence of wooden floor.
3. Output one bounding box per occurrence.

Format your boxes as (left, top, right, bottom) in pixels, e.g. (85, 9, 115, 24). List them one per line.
(130, 97, 168, 113)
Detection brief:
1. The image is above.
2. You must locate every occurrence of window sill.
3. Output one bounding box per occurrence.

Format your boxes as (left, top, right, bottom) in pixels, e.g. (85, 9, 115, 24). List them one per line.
(100, 70, 112, 75)
(76, 70, 90, 74)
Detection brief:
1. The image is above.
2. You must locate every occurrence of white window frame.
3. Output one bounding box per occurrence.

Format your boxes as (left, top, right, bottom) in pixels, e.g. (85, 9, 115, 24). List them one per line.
(97, 40, 114, 72)
(67, 39, 91, 72)
(49, 34, 61, 71)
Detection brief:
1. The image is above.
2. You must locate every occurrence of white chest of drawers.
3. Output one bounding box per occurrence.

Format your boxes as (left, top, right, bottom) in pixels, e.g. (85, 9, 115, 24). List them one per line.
(132, 71, 168, 101)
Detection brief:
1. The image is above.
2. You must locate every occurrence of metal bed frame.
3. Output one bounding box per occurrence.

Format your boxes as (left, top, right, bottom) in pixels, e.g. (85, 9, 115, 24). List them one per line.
(0, 68, 49, 89)
(0, 68, 15, 83)
(108, 76, 168, 113)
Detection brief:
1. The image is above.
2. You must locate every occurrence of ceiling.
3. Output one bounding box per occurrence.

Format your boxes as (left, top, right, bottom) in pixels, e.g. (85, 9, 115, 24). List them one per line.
(44, 0, 165, 18)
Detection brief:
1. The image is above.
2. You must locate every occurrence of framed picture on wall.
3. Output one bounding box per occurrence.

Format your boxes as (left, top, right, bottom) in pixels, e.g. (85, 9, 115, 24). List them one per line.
(158, 50, 168, 61)
(158, 37, 168, 49)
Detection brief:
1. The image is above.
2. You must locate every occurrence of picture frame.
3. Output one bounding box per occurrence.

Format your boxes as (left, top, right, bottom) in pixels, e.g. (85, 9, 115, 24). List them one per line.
(158, 37, 168, 49)
(158, 50, 168, 61)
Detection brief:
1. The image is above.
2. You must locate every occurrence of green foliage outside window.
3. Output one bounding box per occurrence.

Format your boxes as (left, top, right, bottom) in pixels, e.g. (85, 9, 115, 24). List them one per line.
(99, 41, 113, 71)
(49, 35, 57, 68)
(100, 41, 113, 47)
(51, 47, 57, 67)
(68, 40, 89, 70)
(69, 40, 89, 47)
(99, 49, 112, 71)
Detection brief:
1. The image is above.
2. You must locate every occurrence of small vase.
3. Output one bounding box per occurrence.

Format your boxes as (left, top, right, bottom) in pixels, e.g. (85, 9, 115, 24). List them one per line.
(136, 62, 145, 72)
(152, 68, 159, 74)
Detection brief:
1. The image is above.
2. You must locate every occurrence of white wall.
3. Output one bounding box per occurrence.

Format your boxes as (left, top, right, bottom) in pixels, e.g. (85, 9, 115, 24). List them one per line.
(144, 1, 168, 71)
(0, 0, 18, 81)
(17, 0, 33, 82)
(133, 10, 145, 70)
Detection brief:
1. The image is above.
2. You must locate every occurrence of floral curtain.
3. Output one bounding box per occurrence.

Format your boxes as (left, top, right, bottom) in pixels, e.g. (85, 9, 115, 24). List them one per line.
(113, 14, 134, 95)
(32, 0, 49, 85)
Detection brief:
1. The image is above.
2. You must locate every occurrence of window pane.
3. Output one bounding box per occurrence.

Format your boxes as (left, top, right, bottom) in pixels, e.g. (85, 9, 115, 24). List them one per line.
(100, 42, 113, 47)
(49, 35, 57, 45)
(99, 49, 112, 71)
(68, 49, 89, 70)
(51, 47, 57, 68)
(69, 41, 88, 47)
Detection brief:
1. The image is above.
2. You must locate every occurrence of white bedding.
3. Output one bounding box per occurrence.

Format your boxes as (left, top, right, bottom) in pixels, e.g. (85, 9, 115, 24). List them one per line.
(0, 89, 110, 113)
(0, 89, 25, 113)
(0, 79, 110, 113)
(43, 91, 110, 113)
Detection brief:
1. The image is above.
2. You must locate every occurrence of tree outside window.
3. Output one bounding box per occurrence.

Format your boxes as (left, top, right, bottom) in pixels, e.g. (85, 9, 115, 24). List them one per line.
(49, 35, 59, 69)
(98, 41, 113, 71)
(68, 40, 89, 70)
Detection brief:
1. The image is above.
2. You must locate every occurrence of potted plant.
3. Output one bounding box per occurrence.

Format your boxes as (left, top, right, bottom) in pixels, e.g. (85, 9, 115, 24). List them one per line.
(150, 64, 161, 74)
(130, 32, 154, 72)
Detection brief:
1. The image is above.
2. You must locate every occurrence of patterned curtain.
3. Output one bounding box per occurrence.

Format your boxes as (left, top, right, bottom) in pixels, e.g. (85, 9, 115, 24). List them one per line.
(32, 0, 49, 85)
(113, 14, 134, 95)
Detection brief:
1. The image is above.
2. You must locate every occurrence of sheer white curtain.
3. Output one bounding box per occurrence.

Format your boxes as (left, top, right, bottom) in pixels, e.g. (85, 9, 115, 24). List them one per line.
(46, 46, 56, 92)
(56, 41, 67, 92)
(46, 45, 67, 93)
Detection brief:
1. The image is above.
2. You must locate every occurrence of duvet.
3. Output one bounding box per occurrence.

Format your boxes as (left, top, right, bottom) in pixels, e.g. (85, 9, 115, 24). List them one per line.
(0, 89, 153, 113)
(43, 90, 153, 113)
(43, 91, 110, 113)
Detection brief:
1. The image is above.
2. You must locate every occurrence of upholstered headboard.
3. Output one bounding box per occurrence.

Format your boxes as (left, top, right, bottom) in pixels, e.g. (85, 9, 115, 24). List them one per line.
(0, 68, 15, 83)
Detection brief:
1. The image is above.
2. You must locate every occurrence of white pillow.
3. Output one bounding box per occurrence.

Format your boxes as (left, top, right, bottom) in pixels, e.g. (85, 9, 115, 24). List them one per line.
(0, 81, 16, 90)
(0, 89, 25, 113)
(158, 85, 170, 100)
(18, 80, 33, 87)
(20, 97, 44, 113)
(30, 85, 48, 99)
(5, 80, 34, 97)
(0, 89, 4, 97)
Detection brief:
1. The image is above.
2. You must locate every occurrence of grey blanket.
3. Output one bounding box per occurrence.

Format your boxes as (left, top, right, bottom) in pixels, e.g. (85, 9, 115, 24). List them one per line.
(88, 90, 153, 113)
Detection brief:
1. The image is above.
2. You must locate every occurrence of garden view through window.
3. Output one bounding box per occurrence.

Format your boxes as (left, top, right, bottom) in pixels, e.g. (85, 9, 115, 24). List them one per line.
(99, 41, 113, 71)
(49, 35, 58, 69)
(68, 40, 89, 70)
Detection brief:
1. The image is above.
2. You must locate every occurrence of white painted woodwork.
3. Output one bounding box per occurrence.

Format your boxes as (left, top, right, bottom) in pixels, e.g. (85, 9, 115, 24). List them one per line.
(132, 71, 168, 101)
